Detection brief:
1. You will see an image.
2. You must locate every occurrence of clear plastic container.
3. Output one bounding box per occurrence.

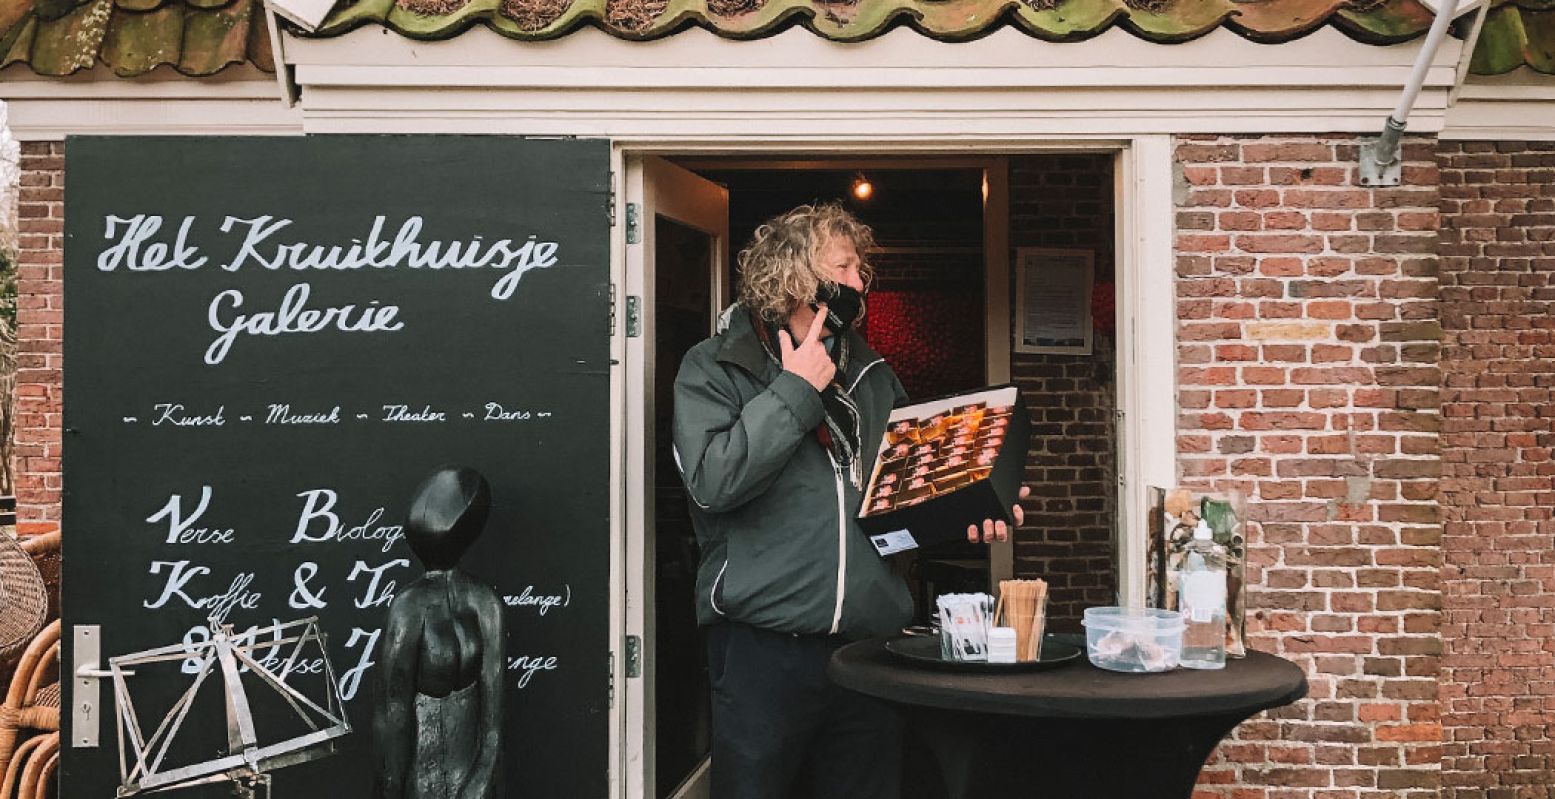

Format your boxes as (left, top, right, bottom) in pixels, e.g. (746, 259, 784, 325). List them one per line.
(1081, 607, 1185, 673)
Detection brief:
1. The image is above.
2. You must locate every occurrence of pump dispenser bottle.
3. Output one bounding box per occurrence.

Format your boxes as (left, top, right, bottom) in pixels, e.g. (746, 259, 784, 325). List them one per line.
(1178, 519, 1228, 669)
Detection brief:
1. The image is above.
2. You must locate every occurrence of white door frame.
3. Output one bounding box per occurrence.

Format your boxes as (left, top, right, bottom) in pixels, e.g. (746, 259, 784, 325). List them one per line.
(622, 155, 731, 799)
(614, 137, 1175, 799)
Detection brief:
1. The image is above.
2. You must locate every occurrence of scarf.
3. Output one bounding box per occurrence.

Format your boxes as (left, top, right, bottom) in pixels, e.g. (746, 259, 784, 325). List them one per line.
(753, 309, 866, 489)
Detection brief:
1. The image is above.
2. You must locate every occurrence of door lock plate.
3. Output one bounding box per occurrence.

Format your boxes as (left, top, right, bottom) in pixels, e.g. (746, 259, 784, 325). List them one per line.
(72, 625, 101, 748)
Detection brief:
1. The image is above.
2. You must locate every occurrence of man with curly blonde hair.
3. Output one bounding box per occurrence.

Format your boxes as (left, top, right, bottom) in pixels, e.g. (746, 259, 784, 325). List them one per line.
(673, 203, 1024, 799)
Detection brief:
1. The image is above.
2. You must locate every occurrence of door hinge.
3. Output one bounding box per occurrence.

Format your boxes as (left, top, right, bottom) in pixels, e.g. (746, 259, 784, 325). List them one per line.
(626, 634, 642, 678)
(609, 283, 618, 337)
(608, 651, 615, 709)
(626, 296, 641, 338)
(626, 203, 641, 244)
(1115, 410, 1126, 488)
(608, 171, 616, 227)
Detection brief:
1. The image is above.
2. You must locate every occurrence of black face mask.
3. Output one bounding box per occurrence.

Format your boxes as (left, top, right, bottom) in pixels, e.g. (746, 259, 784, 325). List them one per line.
(812, 283, 864, 334)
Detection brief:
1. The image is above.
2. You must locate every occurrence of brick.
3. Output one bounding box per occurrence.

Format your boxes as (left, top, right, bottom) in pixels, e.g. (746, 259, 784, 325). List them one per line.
(1285, 189, 1373, 210)
(1306, 301, 1354, 320)
(1246, 322, 1331, 341)
(1236, 234, 1325, 254)
(1379, 320, 1443, 342)
(1373, 459, 1441, 479)
(1243, 142, 1336, 162)
(1179, 143, 1241, 163)
(1174, 137, 1459, 797)
(1437, 141, 1555, 797)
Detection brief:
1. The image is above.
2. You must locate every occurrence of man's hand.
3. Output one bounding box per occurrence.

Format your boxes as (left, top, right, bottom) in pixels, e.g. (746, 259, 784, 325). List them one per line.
(780, 307, 837, 392)
(968, 485, 1032, 544)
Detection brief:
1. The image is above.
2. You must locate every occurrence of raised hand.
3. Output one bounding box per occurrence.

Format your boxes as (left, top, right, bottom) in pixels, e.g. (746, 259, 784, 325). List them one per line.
(780, 307, 837, 392)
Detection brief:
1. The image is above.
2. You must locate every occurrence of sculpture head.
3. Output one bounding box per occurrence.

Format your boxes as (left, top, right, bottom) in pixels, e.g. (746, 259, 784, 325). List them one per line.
(405, 465, 492, 571)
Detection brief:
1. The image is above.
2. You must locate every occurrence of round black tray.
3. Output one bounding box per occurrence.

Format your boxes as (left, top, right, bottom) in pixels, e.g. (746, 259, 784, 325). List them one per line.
(884, 633, 1082, 673)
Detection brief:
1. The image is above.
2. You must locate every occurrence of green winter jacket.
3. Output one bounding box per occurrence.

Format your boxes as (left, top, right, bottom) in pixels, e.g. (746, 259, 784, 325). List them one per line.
(672, 306, 914, 638)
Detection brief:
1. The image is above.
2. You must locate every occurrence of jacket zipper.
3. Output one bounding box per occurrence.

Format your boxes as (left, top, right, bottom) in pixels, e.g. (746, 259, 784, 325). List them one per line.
(847, 358, 884, 395)
(710, 559, 728, 616)
(825, 356, 881, 635)
(827, 452, 847, 635)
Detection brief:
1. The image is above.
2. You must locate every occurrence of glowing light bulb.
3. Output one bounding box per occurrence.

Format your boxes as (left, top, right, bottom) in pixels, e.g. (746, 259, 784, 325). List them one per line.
(852, 175, 874, 201)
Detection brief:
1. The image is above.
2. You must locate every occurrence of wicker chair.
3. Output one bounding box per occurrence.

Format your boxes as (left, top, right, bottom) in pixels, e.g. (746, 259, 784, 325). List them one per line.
(34, 749, 57, 799)
(0, 533, 48, 674)
(0, 620, 59, 797)
(17, 533, 59, 629)
(0, 731, 54, 799)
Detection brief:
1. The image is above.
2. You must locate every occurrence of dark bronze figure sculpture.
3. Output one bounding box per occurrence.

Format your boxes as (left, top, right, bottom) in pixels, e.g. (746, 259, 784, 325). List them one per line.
(374, 466, 505, 799)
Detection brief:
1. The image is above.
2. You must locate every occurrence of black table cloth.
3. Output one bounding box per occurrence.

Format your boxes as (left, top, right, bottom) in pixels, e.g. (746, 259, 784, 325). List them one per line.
(828, 636, 1307, 799)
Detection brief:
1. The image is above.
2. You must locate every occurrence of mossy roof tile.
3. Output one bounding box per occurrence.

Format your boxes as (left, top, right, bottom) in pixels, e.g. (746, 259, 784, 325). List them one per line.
(0, 0, 1549, 78)
(0, 0, 270, 75)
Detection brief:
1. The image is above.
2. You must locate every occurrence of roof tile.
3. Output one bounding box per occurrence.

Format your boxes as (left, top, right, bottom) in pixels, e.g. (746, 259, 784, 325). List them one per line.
(30, 0, 110, 74)
(1475, 3, 1554, 73)
(0, 0, 270, 75)
(0, 0, 1548, 79)
(100, 3, 183, 74)
(179, 0, 257, 74)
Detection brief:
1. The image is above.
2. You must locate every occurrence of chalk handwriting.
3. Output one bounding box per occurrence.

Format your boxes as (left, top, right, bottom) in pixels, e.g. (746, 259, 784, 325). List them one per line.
(484, 403, 531, 422)
(289, 562, 329, 609)
(178, 623, 380, 701)
(144, 561, 260, 623)
(267, 404, 342, 425)
(347, 559, 408, 609)
(338, 628, 381, 701)
(152, 403, 226, 427)
(506, 655, 560, 689)
(502, 584, 571, 616)
(382, 404, 445, 423)
(97, 215, 208, 272)
(205, 283, 404, 366)
(217, 215, 560, 301)
(291, 489, 405, 553)
(146, 486, 236, 545)
(96, 214, 569, 364)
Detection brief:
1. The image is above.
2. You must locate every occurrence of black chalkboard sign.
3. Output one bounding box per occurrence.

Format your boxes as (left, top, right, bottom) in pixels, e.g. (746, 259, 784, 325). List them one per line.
(61, 136, 610, 798)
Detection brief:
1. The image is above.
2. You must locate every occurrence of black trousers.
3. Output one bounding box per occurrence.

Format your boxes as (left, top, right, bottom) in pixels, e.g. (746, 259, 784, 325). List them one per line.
(706, 623, 902, 799)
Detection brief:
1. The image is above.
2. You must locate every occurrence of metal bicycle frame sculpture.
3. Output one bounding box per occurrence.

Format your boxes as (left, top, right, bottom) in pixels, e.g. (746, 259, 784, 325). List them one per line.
(106, 617, 351, 798)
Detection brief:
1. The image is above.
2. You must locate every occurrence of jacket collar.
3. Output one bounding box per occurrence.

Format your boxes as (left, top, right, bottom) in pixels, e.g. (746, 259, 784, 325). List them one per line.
(714, 304, 886, 390)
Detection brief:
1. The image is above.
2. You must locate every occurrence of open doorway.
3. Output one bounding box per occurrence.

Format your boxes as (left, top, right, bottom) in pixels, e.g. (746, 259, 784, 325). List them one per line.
(636, 153, 1122, 799)
(692, 162, 1000, 614)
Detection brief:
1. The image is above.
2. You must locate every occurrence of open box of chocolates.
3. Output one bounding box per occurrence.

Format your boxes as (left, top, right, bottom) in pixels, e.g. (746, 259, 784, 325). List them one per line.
(859, 385, 1030, 556)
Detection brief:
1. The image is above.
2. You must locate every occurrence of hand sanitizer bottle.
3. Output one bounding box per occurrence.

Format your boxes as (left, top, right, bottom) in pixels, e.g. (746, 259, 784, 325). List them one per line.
(1178, 519, 1227, 669)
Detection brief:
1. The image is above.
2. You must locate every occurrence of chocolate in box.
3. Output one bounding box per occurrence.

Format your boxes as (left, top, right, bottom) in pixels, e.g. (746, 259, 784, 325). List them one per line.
(858, 385, 1031, 556)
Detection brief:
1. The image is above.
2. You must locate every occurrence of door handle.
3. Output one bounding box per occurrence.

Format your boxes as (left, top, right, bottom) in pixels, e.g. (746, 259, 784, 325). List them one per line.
(72, 625, 102, 748)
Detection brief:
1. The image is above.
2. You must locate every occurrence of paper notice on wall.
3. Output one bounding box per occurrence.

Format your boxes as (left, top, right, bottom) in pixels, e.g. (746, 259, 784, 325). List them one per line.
(1016, 248, 1093, 354)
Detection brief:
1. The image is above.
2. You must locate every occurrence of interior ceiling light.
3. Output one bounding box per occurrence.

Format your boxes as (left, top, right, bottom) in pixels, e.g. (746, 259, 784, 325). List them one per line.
(852, 174, 874, 201)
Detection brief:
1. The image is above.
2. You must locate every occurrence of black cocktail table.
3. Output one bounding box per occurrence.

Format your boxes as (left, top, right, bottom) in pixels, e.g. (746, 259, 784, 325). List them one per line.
(828, 636, 1307, 799)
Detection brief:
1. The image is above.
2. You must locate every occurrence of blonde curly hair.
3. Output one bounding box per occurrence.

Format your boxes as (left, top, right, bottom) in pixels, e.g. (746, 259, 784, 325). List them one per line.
(736, 203, 876, 324)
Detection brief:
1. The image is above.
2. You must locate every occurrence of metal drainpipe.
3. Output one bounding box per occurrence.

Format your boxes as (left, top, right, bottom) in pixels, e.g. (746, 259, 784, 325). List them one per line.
(1358, 0, 1462, 186)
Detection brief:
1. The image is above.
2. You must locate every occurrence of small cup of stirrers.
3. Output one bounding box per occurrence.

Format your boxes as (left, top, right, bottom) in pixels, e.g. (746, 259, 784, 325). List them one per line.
(994, 579, 1050, 661)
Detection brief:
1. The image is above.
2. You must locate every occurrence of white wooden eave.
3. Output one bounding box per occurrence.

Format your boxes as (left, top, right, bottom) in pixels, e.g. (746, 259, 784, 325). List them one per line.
(0, 23, 1482, 140)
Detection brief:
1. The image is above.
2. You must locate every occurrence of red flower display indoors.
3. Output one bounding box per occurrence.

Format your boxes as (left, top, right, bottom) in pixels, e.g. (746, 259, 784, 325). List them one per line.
(861, 289, 984, 400)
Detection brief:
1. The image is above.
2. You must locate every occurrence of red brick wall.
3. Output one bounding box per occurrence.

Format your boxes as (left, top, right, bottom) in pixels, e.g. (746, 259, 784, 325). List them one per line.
(1176, 135, 1443, 797)
(1438, 140, 1555, 798)
(1008, 154, 1119, 627)
(14, 142, 63, 522)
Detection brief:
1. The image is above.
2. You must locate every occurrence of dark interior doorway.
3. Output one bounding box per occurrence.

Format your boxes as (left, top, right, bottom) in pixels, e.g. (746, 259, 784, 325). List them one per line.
(648, 152, 1124, 799)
